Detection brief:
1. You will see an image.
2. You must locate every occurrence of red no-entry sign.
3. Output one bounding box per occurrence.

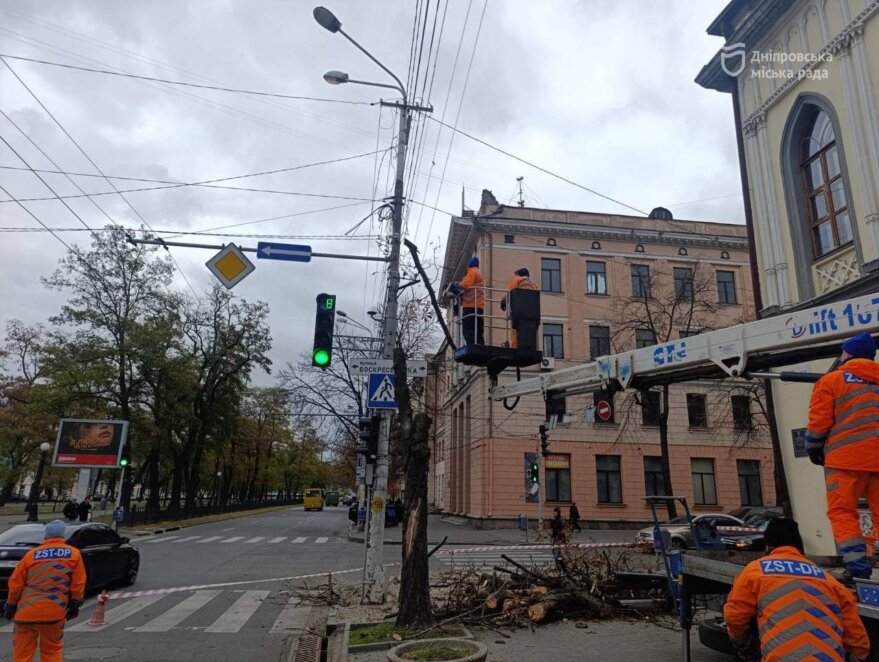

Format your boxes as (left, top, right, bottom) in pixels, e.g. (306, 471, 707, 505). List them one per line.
(597, 401, 612, 421)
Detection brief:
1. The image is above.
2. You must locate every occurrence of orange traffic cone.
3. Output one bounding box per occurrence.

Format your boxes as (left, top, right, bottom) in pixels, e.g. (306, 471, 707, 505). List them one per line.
(87, 590, 110, 626)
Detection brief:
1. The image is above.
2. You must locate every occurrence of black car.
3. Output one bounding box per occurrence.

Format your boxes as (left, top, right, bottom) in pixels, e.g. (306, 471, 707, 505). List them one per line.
(0, 523, 139, 600)
(721, 507, 784, 551)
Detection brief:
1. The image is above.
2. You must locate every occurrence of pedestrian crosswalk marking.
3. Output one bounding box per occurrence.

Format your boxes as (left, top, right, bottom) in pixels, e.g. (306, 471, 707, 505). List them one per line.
(68, 594, 165, 632)
(315, 536, 328, 544)
(292, 536, 307, 543)
(204, 590, 269, 633)
(220, 536, 245, 543)
(134, 590, 221, 632)
(137, 534, 344, 546)
(270, 599, 311, 633)
(267, 536, 286, 544)
(195, 536, 223, 544)
(243, 536, 265, 544)
(172, 536, 202, 543)
(142, 535, 181, 544)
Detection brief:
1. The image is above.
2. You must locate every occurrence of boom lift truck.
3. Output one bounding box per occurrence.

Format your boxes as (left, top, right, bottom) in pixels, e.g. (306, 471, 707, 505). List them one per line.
(458, 291, 879, 661)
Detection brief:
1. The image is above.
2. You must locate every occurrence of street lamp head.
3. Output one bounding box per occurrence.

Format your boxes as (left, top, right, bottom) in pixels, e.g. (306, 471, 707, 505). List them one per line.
(313, 6, 341, 33)
(323, 70, 349, 85)
(367, 310, 379, 318)
(337, 310, 349, 318)
(217, 471, 223, 478)
(40, 442, 51, 453)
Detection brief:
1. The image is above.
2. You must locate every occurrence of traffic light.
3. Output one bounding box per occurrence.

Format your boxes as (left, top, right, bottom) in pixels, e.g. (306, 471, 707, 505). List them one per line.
(539, 424, 549, 457)
(119, 443, 131, 468)
(529, 461, 540, 484)
(312, 293, 336, 367)
(358, 415, 381, 463)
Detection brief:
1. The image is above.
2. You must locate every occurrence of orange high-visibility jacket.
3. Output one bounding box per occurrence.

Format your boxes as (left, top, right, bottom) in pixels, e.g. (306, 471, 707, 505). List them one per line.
(506, 275, 539, 293)
(806, 358, 879, 472)
(724, 546, 869, 662)
(458, 266, 484, 309)
(7, 537, 86, 623)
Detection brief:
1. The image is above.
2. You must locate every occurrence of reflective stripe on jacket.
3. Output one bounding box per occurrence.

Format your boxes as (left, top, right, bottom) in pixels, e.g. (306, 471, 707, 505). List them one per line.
(806, 358, 879, 471)
(458, 267, 484, 309)
(723, 546, 869, 661)
(7, 538, 86, 623)
(506, 275, 539, 293)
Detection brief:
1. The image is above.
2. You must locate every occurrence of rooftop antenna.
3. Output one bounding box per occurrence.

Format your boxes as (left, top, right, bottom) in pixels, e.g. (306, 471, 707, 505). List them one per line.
(516, 176, 526, 207)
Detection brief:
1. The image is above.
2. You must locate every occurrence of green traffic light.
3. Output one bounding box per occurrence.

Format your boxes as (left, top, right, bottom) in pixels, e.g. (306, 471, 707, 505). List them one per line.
(313, 349, 331, 366)
(120, 458, 129, 467)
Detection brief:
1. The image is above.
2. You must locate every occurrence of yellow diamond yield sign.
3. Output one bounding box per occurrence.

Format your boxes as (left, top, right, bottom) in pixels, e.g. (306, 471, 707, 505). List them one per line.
(205, 243, 255, 289)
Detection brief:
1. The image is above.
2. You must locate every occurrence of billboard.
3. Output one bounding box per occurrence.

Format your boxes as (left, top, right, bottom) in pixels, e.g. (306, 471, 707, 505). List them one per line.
(52, 419, 129, 468)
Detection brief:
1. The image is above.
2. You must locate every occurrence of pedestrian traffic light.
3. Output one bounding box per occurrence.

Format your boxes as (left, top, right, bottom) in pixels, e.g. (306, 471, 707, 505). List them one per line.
(539, 424, 549, 457)
(119, 443, 130, 468)
(312, 293, 336, 367)
(529, 461, 540, 484)
(357, 415, 381, 463)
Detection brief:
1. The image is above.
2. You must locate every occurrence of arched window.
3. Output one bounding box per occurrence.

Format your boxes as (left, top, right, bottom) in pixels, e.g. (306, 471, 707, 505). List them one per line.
(800, 110, 852, 257)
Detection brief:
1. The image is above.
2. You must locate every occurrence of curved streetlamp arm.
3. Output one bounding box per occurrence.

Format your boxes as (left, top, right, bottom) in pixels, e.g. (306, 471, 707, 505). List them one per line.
(346, 78, 401, 92)
(338, 28, 406, 101)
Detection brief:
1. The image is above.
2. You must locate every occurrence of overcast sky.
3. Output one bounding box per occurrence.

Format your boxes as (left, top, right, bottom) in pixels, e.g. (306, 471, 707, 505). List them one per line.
(0, 0, 738, 380)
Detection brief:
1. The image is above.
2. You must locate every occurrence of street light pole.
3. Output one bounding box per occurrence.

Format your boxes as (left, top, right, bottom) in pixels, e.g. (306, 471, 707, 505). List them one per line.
(26, 442, 51, 522)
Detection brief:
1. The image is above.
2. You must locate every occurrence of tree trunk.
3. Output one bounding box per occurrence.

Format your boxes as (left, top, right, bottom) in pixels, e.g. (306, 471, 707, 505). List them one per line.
(658, 385, 677, 519)
(146, 451, 161, 511)
(169, 453, 182, 511)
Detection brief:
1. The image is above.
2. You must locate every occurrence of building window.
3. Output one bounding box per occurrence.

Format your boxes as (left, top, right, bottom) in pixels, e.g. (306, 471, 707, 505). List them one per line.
(589, 325, 610, 359)
(674, 267, 693, 301)
(800, 110, 852, 257)
(593, 389, 614, 424)
(731, 395, 753, 432)
(737, 460, 763, 507)
(596, 455, 622, 504)
(586, 261, 607, 295)
(686, 394, 708, 428)
(504, 234, 515, 244)
(635, 329, 656, 349)
(644, 456, 666, 497)
(679, 328, 701, 338)
(545, 454, 571, 502)
(541, 258, 562, 293)
(641, 390, 661, 426)
(717, 270, 737, 304)
(631, 264, 650, 298)
(691, 458, 717, 506)
(543, 323, 564, 359)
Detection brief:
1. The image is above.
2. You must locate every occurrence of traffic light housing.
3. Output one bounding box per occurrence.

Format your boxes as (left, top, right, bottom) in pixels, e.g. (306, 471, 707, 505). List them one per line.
(312, 293, 336, 367)
(119, 443, 131, 468)
(539, 424, 549, 457)
(529, 461, 540, 484)
(357, 415, 381, 463)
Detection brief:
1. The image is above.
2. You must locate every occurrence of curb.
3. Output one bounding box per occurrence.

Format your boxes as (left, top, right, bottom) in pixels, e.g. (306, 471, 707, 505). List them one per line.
(345, 532, 534, 547)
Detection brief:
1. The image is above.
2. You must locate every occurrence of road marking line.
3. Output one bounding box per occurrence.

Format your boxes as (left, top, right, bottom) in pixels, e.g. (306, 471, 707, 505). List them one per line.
(204, 590, 269, 633)
(220, 536, 245, 543)
(68, 594, 165, 632)
(222, 527, 235, 532)
(172, 536, 202, 543)
(292, 536, 307, 543)
(270, 600, 312, 633)
(267, 536, 286, 544)
(141, 535, 181, 544)
(315, 537, 329, 544)
(134, 590, 221, 632)
(195, 536, 224, 544)
(243, 536, 265, 544)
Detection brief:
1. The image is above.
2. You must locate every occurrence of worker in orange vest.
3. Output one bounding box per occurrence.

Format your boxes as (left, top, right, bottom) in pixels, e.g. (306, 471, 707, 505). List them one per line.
(724, 517, 869, 662)
(456, 256, 485, 345)
(3, 520, 86, 662)
(500, 268, 539, 348)
(806, 332, 879, 582)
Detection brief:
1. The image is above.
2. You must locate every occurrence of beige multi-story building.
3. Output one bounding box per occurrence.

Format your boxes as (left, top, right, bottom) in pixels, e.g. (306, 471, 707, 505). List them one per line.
(697, 0, 879, 551)
(426, 192, 775, 526)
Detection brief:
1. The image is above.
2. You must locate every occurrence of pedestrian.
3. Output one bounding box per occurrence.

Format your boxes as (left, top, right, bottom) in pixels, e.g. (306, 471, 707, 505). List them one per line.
(550, 507, 566, 546)
(3, 519, 86, 662)
(569, 502, 581, 532)
(805, 332, 879, 583)
(62, 499, 77, 522)
(455, 256, 485, 345)
(724, 517, 868, 662)
(500, 268, 539, 348)
(76, 496, 91, 523)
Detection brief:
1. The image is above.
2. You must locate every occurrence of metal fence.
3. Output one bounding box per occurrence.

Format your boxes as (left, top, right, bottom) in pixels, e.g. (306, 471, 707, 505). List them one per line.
(123, 497, 302, 526)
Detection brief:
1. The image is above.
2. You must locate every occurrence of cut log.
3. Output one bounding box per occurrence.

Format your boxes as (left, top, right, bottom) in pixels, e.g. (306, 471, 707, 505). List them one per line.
(527, 599, 558, 622)
(502, 598, 525, 613)
(486, 590, 506, 610)
(530, 586, 549, 596)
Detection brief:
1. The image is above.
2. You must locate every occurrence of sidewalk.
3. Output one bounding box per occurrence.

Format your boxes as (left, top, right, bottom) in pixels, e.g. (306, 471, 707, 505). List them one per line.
(348, 514, 637, 546)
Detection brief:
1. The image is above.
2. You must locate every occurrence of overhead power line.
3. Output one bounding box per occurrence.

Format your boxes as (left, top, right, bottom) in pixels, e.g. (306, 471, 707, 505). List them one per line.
(0, 226, 379, 240)
(0, 53, 374, 105)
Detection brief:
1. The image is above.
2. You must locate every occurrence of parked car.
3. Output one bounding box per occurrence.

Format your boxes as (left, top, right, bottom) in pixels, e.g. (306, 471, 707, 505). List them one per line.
(721, 507, 785, 551)
(0, 522, 140, 600)
(636, 514, 745, 550)
(325, 492, 340, 507)
(726, 505, 780, 521)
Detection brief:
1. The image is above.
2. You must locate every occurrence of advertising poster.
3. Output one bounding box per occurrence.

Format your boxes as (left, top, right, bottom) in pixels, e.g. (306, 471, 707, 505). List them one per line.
(52, 419, 129, 468)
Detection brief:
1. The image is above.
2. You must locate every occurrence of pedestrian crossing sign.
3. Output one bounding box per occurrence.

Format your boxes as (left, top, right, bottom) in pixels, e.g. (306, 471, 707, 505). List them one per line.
(367, 373, 397, 410)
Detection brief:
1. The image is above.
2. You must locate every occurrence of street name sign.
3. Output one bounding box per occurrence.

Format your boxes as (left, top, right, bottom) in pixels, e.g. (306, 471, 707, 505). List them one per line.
(257, 242, 312, 262)
(351, 358, 427, 377)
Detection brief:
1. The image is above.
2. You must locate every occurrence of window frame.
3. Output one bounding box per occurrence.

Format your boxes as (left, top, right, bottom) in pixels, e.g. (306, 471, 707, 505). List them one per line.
(673, 267, 694, 302)
(716, 270, 737, 305)
(586, 260, 607, 295)
(631, 264, 650, 299)
(686, 393, 708, 428)
(731, 395, 753, 432)
(643, 456, 666, 497)
(737, 460, 763, 507)
(543, 323, 564, 359)
(691, 458, 718, 506)
(546, 463, 572, 503)
(589, 325, 611, 359)
(641, 390, 661, 426)
(596, 454, 623, 504)
(635, 328, 657, 349)
(541, 258, 562, 293)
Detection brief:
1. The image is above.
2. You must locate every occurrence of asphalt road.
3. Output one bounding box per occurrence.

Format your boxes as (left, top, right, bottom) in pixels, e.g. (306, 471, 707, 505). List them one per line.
(0, 505, 365, 662)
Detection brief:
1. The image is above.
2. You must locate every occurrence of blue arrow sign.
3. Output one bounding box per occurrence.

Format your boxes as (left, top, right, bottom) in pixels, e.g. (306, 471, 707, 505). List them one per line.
(256, 242, 312, 262)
